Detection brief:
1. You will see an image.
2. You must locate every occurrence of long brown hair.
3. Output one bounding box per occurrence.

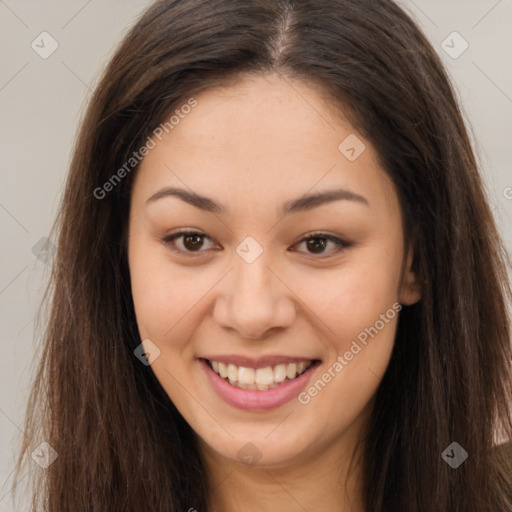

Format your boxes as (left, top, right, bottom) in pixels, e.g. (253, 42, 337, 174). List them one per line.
(12, 0, 512, 510)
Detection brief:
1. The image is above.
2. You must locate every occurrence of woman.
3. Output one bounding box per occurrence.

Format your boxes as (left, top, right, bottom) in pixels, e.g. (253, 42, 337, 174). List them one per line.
(13, 0, 512, 510)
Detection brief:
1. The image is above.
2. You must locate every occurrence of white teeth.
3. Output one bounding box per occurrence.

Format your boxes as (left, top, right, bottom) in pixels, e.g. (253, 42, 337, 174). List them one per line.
(209, 359, 314, 389)
(274, 364, 287, 382)
(255, 367, 274, 386)
(227, 364, 238, 382)
(286, 363, 297, 379)
(218, 362, 228, 378)
(229, 379, 257, 390)
(238, 367, 255, 385)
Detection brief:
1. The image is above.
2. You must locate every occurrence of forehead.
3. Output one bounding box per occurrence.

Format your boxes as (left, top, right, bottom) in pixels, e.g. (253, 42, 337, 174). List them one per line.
(165, 73, 349, 160)
(131, 73, 397, 217)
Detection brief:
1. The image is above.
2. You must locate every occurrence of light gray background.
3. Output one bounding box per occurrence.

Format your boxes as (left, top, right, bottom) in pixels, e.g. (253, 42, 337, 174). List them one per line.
(1, 1, 511, 510)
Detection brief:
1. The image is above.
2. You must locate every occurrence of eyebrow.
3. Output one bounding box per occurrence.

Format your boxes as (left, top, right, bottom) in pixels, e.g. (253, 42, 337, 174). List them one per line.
(145, 186, 369, 215)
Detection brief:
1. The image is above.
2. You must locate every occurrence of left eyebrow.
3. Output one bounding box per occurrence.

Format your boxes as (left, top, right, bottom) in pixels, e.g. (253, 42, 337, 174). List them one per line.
(282, 188, 369, 214)
(144, 186, 369, 215)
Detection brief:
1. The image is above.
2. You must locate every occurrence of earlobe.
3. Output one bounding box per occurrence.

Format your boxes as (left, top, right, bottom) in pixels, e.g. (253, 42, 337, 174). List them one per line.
(400, 248, 422, 306)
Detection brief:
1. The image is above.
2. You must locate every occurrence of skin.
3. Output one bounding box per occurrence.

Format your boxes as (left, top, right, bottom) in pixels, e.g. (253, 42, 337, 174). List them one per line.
(127, 72, 421, 511)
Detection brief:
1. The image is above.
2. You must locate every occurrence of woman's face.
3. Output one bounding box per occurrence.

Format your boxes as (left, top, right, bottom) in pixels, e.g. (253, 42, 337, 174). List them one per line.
(128, 72, 420, 470)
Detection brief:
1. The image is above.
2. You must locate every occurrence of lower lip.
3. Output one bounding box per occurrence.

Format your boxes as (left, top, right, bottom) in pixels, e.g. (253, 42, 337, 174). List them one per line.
(200, 359, 318, 411)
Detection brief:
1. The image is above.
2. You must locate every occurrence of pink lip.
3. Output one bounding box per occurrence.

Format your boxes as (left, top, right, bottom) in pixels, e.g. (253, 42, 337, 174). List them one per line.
(199, 359, 319, 411)
(200, 354, 316, 369)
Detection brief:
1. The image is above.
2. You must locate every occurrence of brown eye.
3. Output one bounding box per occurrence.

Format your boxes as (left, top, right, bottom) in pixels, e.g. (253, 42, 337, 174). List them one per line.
(182, 233, 205, 251)
(305, 237, 328, 254)
(294, 233, 350, 257)
(163, 231, 217, 255)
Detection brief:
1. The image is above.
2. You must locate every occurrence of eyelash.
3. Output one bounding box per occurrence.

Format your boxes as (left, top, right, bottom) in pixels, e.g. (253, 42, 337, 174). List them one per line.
(161, 230, 351, 258)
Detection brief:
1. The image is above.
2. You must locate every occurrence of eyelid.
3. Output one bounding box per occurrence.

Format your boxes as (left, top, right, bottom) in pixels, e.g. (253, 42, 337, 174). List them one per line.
(161, 230, 351, 258)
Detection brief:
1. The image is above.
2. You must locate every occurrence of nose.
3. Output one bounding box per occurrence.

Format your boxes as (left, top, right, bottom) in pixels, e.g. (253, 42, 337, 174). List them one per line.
(212, 255, 297, 340)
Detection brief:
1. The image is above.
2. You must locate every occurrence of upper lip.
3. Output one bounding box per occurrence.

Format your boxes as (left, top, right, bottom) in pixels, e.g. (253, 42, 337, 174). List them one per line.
(199, 355, 320, 369)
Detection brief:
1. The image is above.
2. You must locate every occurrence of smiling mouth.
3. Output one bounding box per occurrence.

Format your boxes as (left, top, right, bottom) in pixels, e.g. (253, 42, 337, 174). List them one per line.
(204, 358, 319, 390)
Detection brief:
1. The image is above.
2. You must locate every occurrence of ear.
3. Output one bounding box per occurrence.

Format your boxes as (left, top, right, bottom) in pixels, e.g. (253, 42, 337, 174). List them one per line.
(400, 246, 422, 306)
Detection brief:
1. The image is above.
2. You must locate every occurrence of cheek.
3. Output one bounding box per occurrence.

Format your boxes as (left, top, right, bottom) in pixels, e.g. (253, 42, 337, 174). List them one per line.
(288, 240, 401, 415)
(129, 237, 194, 342)
(295, 271, 399, 437)
(292, 247, 402, 347)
